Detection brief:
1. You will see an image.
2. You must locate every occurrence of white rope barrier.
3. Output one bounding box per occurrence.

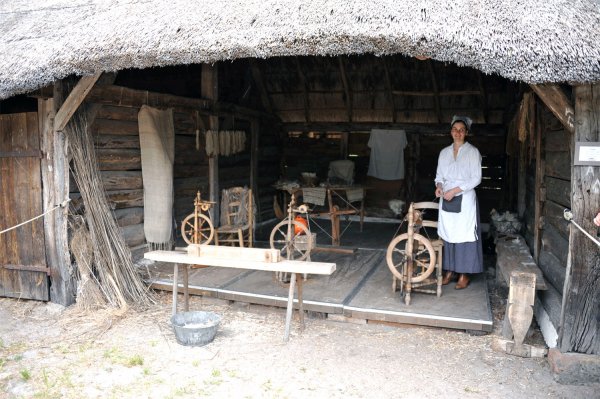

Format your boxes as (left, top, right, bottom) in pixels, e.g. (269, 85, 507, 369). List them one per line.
(0, 199, 71, 236)
(563, 209, 600, 248)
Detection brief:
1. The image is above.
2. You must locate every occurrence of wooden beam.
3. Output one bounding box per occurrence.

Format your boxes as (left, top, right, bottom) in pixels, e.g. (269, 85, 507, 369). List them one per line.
(392, 90, 480, 96)
(338, 56, 353, 122)
(382, 58, 397, 123)
(426, 60, 442, 124)
(40, 87, 75, 305)
(282, 122, 506, 136)
(249, 59, 274, 114)
(530, 84, 575, 134)
(477, 71, 489, 124)
(559, 84, 600, 354)
(295, 57, 310, 123)
(250, 118, 261, 220)
(54, 72, 101, 131)
(533, 99, 544, 263)
(201, 64, 220, 222)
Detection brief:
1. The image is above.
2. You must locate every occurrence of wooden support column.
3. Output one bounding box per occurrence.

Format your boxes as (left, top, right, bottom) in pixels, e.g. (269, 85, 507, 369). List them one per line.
(249, 60, 273, 114)
(40, 85, 75, 305)
(250, 118, 260, 220)
(559, 84, 600, 354)
(295, 58, 310, 124)
(382, 58, 396, 123)
(426, 60, 442, 124)
(338, 56, 352, 122)
(533, 101, 544, 263)
(202, 64, 219, 222)
(530, 84, 575, 135)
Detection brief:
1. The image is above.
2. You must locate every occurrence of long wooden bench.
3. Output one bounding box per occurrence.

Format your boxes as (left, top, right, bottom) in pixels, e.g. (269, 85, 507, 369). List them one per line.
(144, 246, 336, 341)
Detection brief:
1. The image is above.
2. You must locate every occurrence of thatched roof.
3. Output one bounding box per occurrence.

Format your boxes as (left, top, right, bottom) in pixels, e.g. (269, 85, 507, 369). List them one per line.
(1, 0, 599, 100)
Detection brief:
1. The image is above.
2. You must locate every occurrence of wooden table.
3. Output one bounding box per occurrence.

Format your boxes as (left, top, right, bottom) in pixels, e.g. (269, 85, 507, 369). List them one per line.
(278, 185, 367, 246)
(144, 249, 336, 341)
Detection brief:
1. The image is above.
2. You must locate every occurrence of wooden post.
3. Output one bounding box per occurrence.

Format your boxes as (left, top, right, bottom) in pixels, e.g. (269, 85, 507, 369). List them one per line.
(202, 64, 219, 223)
(530, 84, 575, 135)
(559, 84, 600, 355)
(250, 118, 260, 221)
(533, 102, 544, 263)
(39, 86, 75, 305)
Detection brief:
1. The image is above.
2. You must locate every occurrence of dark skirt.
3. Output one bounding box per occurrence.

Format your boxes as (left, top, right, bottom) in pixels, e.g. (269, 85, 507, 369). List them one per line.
(441, 199, 484, 274)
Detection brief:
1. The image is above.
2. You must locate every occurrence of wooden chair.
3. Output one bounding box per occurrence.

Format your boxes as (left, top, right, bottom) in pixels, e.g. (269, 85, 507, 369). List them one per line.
(215, 187, 254, 247)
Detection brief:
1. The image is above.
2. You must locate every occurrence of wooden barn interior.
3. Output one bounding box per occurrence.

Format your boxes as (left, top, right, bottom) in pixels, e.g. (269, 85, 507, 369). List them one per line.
(0, 54, 596, 358)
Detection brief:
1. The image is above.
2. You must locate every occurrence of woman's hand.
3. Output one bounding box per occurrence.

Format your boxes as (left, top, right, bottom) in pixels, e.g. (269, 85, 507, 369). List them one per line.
(435, 186, 443, 198)
(594, 212, 600, 227)
(443, 187, 461, 201)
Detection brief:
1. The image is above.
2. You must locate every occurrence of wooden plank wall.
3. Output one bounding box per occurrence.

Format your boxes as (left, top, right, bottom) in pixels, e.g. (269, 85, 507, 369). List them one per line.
(520, 104, 570, 331)
(72, 104, 211, 248)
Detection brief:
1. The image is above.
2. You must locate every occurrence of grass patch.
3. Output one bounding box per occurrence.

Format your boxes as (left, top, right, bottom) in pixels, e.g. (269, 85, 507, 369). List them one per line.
(20, 369, 31, 381)
(127, 354, 144, 367)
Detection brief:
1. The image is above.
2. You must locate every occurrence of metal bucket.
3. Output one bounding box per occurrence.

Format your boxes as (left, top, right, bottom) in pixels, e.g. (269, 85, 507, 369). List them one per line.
(171, 311, 221, 347)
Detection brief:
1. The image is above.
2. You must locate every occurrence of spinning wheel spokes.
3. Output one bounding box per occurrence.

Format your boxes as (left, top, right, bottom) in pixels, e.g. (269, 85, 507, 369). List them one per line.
(181, 213, 214, 245)
(386, 233, 436, 283)
(270, 220, 311, 261)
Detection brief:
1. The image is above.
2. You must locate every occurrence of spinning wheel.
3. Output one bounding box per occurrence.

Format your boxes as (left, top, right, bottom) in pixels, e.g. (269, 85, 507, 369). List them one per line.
(270, 196, 313, 283)
(386, 201, 443, 305)
(181, 191, 215, 245)
(270, 219, 311, 261)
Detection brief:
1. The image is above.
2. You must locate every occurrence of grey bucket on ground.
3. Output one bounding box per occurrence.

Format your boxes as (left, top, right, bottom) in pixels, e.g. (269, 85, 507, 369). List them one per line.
(171, 311, 221, 346)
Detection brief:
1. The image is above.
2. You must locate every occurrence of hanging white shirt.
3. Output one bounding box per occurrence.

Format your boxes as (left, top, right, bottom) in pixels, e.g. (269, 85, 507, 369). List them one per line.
(367, 129, 407, 180)
(435, 142, 482, 243)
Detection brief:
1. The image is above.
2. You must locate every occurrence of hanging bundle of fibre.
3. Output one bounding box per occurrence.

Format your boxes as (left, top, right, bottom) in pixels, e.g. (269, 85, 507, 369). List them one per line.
(66, 107, 154, 309)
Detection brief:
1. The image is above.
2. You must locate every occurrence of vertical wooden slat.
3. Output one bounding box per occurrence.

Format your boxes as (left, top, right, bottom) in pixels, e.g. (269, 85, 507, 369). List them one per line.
(533, 101, 544, 263)
(250, 118, 260, 221)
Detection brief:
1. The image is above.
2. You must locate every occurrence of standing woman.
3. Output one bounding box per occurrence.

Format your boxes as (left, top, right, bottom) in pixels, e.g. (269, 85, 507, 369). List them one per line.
(434, 116, 483, 289)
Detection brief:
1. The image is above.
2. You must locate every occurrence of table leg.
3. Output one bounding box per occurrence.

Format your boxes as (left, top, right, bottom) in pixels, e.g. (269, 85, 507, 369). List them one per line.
(297, 273, 305, 331)
(172, 263, 179, 316)
(284, 272, 297, 341)
(183, 264, 189, 312)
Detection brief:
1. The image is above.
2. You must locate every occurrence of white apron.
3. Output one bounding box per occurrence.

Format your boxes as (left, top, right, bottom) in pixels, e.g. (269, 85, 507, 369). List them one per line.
(438, 190, 478, 243)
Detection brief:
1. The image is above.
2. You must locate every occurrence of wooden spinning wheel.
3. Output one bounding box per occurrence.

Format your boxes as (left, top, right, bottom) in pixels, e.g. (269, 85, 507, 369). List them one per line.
(386, 201, 443, 305)
(181, 191, 215, 245)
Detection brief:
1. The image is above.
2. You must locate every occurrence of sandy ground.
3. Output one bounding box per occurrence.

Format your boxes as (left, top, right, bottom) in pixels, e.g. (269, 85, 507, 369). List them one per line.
(1, 286, 598, 399)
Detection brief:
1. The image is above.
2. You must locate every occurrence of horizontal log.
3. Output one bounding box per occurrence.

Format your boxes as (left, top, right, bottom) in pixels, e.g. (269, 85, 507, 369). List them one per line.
(174, 165, 209, 179)
(91, 118, 139, 136)
(87, 85, 211, 111)
(113, 207, 144, 227)
(545, 151, 571, 180)
(105, 189, 144, 209)
(545, 176, 570, 207)
(545, 129, 570, 152)
(544, 200, 570, 239)
(94, 134, 140, 149)
(541, 223, 569, 265)
(537, 282, 562, 330)
(97, 149, 141, 171)
(120, 223, 145, 247)
(282, 122, 506, 136)
(100, 171, 143, 191)
(95, 105, 140, 121)
(538, 249, 566, 294)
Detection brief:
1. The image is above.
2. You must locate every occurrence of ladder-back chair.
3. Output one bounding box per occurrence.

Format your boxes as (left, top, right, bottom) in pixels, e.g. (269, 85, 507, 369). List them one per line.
(215, 187, 254, 247)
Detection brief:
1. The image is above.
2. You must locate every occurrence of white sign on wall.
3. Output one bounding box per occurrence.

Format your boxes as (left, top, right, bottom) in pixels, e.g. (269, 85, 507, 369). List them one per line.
(574, 142, 600, 166)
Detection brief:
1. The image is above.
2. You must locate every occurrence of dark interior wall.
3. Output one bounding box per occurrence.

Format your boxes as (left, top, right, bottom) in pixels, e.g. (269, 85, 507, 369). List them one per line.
(523, 104, 571, 294)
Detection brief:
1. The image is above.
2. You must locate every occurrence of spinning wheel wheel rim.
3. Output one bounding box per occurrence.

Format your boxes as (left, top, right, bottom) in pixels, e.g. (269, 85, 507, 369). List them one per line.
(269, 220, 311, 261)
(181, 214, 214, 245)
(386, 233, 436, 283)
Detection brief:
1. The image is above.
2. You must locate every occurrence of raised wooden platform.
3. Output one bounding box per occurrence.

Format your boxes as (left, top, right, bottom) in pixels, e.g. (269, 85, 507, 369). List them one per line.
(145, 245, 493, 332)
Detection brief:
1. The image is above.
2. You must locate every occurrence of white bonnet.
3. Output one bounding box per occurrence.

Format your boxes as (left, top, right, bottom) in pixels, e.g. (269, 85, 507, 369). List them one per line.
(451, 115, 473, 131)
